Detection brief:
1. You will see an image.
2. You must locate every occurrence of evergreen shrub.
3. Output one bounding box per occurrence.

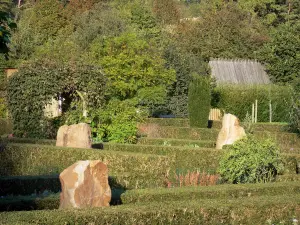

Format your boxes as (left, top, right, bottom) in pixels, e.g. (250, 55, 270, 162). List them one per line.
(188, 75, 211, 127)
(218, 136, 284, 184)
(212, 84, 292, 122)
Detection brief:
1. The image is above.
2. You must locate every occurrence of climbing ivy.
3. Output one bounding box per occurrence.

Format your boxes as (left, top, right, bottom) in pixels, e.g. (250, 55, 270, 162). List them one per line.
(7, 59, 106, 138)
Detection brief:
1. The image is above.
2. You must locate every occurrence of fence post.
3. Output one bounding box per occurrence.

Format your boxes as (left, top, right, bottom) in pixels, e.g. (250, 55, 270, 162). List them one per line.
(252, 103, 255, 123)
(269, 100, 272, 123)
(255, 100, 258, 123)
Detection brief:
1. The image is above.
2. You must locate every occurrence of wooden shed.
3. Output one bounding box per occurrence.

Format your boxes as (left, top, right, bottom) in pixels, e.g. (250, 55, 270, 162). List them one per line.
(209, 59, 271, 85)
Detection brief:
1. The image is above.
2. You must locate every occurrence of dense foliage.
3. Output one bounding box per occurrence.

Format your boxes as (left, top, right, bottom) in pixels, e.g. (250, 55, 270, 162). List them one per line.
(188, 75, 211, 127)
(1, 0, 299, 140)
(218, 136, 284, 183)
(7, 60, 106, 138)
(0, 0, 16, 55)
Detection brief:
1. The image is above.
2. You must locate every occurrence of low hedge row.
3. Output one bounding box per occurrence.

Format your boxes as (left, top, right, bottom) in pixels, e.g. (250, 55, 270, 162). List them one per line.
(251, 123, 289, 132)
(104, 143, 299, 175)
(104, 143, 222, 173)
(254, 131, 300, 149)
(144, 118, 289, 133)
(2, 181, 300, 212)
(137, 138, 216, 148)
(0, 144, 170, 189)
(121, 181, 300, 204)
(4, 130, 299, 150)
(145, 118, 190, 127)
(3, 138, 56, 145)
(276, 174, 300, 182)
(138, 125, 219, 140)
(1, 195, 300, 224)
(0, 118, 12, 136)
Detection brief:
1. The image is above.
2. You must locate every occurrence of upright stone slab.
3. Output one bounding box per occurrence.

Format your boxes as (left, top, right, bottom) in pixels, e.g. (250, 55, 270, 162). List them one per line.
(59, 160, 111, 209)
(216, 114, 246, 149)
(56, 123, 91, 148)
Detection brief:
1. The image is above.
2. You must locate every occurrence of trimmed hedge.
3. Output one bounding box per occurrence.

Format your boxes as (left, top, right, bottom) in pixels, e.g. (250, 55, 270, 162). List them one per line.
(0, 144, 170, 189)
(3, 138, 56, 145)
(137, 138, 216, 148)
(0, 118, 12, 135)
(1, 195, 300, 224)
(121, 182, 300, 204)
(104, 143, 222, 173)
(213, 84, 293, 122)
(254, 131, 300, 149)
(188, 76, 211, 128)
(252, 123, 289, 132)
(1, 142, 298, 178)
(276, 174, 300, 182)
(145, 118, 190, 127)
(144, 119, 290, 132)
(2, 181, 300, 212)
(138, 125, 219, 140)
(104, 143, 300, 175)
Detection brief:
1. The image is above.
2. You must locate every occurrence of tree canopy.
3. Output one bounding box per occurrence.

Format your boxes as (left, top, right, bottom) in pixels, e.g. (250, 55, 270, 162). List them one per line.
(2, 0, 299, 139)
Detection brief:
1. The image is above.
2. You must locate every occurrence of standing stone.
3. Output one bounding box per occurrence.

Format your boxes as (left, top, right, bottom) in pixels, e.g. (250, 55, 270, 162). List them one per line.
(56, 123, 91, 148)
(59, 160, 111, 209)
(216, 114, 246, 149)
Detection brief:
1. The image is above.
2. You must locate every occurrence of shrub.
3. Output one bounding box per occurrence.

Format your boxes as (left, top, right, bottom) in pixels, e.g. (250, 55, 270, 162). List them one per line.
(188, 75, 211, 127)
(218, 136, 284, 183)
(212, 84, 293, 122)
(90, 99, 148, 143)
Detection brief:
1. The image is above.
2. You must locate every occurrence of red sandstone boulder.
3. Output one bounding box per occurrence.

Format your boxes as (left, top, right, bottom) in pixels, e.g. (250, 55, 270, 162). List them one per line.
(59, 160, 111, 209)
(56, 123, 92, 148)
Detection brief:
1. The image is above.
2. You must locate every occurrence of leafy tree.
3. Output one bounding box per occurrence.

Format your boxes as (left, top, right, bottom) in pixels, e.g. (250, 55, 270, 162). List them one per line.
(130, 4, 161, 40)
(89, 33, 176, 102)
(65, 0, 100, 17)
(173, 2, 268, 60)
(258, 22, 300, 83)
(71, 2, 125, 50)
(0, 0, 16, 55)
(164, 45, 209, 117)
(152, 0, 181, 25)
(9, 0, 68, 61)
